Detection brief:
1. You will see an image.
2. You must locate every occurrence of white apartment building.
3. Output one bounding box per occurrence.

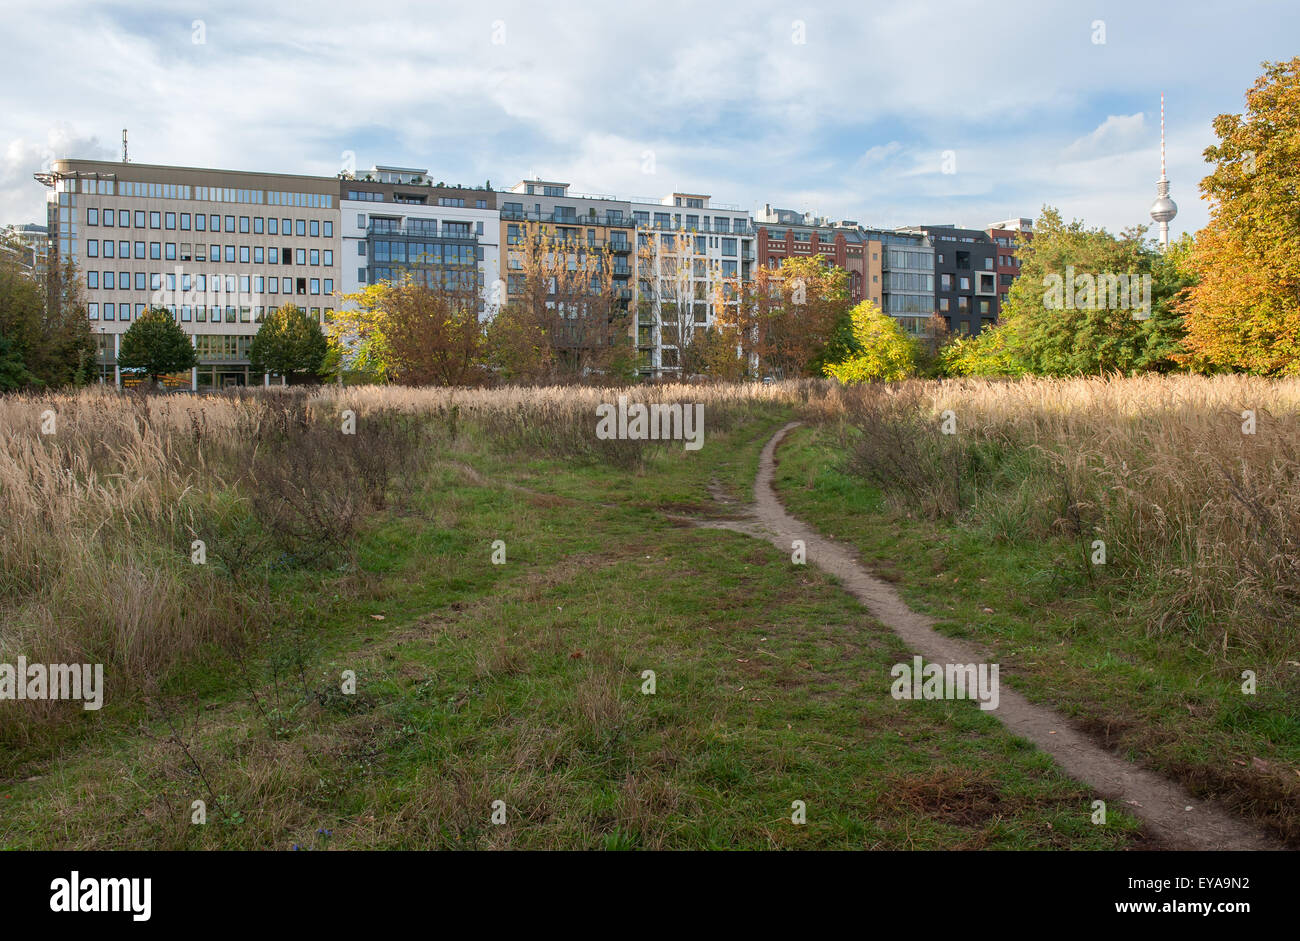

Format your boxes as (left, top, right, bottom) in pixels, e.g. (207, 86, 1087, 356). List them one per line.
(341, 166, 500, 319)
(627, 193, 754, 377)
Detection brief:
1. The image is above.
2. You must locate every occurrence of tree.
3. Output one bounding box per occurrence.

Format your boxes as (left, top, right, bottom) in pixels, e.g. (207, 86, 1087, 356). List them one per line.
(947, 206, 1185, 377)
(0, 331, 35, 391)
(117, 307, 196, 387)
(490, 220, 634, 383)
(1137, 232, 1195, 373)
(250, 304, 330, 383)
(717, 255, 850, 378)
(337, 273, 486, 386)
(823, 300, 918, 383)
(1180, 57, 1300, 374)
(0, 233, 94, 389)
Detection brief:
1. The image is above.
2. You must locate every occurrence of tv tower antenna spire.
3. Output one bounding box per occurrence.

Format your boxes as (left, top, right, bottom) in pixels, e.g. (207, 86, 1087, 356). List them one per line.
(1149, 93, 1177, 250)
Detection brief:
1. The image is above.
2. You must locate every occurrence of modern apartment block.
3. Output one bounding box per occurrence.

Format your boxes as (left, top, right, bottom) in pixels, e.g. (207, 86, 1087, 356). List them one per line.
(628, 192, 754, 377)
(31, 154, 1028, 383)
(498, 179, 635, 352)
(755, 206, 871, 303)
(987, 218, 1033, 309)
(37, 159, 341, 388)
(874, 229, 936, 335)
(897, 220, 1033, 336)
(341, 166, 499, 318)
(899, 225, 999, 336)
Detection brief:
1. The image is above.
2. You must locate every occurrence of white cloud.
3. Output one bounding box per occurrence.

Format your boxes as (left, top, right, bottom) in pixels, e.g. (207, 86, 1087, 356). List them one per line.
(2, 0, 1295, 239)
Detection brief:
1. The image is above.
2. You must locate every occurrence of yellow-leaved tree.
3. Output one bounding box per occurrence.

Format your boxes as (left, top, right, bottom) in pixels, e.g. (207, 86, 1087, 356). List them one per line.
(823, 300, 918, 383)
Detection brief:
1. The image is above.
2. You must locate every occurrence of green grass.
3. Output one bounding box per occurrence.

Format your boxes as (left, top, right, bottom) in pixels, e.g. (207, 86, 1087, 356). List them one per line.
(772, 422, 1300, 846)
(0, 410, 1143, 850)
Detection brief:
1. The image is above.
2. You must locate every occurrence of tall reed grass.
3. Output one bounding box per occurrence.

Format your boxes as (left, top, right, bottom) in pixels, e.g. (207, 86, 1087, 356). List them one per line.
(826, 374, 1300, 651)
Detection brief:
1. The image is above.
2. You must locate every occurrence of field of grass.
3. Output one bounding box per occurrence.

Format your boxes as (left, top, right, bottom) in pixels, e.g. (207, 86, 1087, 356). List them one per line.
(779, 374, 1300, 845)
(0, 381, 1148, 849)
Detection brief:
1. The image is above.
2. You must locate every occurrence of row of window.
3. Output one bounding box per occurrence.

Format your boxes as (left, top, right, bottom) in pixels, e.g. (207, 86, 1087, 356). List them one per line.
(359, 216, 482, 237)
(89, 300, 334, 325)
(62, 177, 334, 208)
(370, 242, 479, 264)
(85, 240, 334, 266)
(936, 297, 994, 314)
(85, 208, 334, 238)
(86, 271, 334, 295)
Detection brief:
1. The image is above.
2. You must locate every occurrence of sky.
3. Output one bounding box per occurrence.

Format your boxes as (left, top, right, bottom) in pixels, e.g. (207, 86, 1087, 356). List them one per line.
(3, 0, 1295, 240)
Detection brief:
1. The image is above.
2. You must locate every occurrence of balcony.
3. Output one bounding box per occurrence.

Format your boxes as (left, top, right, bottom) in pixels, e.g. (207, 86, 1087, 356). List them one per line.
(500, 208, 634, 228)
(368, 222, 477, 241)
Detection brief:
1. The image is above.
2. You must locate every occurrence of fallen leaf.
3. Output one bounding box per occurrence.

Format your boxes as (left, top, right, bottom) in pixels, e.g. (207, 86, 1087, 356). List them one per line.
(370, 614, 385, 621)
(1251, 757, 1269, 772)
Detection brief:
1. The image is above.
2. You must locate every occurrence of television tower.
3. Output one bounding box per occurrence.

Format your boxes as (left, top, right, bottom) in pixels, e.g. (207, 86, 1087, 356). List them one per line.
(1149, 93, 1177, 250)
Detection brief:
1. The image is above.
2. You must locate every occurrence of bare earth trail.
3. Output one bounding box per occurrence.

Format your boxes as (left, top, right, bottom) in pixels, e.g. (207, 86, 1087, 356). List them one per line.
(697, 421, 1279, 851)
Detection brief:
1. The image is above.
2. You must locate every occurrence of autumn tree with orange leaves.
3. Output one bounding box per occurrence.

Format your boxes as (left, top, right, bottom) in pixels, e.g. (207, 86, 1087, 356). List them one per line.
(1179, 57, 1300, 375)
(715, 255, 850, 378)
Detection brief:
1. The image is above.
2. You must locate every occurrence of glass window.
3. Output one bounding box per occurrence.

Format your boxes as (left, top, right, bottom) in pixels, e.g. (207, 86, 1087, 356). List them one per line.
(103, 241, 114, 258)
(240, 246, 250, 263)
(165, 212, 176, 229)
(323, 221, 333, 238)
(87, 239, 98, 257)
(135, 272, 146, 290)
(324, 250, 333, 265)
(165, 243, 176, 261)
(119, 210, 129, 227)
(310, 249, 319, 266)
(224, 215, 235, 232)
(310, 279, 320, 295)
(87, 208, 98, 225)
(134, 211, 145, 228)
(103, 210, 114, 228)
(88, 271, 99, 288)
(295, 219, 306, 237)
(181, 213, 191, 230)
(310, 220, 320, 237)
(134, 241, 145, 259)
(295, 249, 306, 265)
(150, 242, 161, 259)
(254, 217, 264, 234)
(239, 216, 250, 233)
(209, 215, 219, 231)
(268, 217, 278, 235)
(282, 218, 290, 234)
(88, 303, 99, 319)
(254, 246, 264, 263)
(103, 303, 114, 320)
(225, 245, 235, 263)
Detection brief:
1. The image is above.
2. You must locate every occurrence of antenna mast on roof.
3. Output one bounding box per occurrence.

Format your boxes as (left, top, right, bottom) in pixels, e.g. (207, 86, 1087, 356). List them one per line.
(122, 129, 128, 163)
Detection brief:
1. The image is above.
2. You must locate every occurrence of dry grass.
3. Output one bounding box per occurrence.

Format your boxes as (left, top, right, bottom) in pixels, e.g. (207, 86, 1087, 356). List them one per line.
(823, 374, 1300, 651)
(0, 380, 805, 744)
